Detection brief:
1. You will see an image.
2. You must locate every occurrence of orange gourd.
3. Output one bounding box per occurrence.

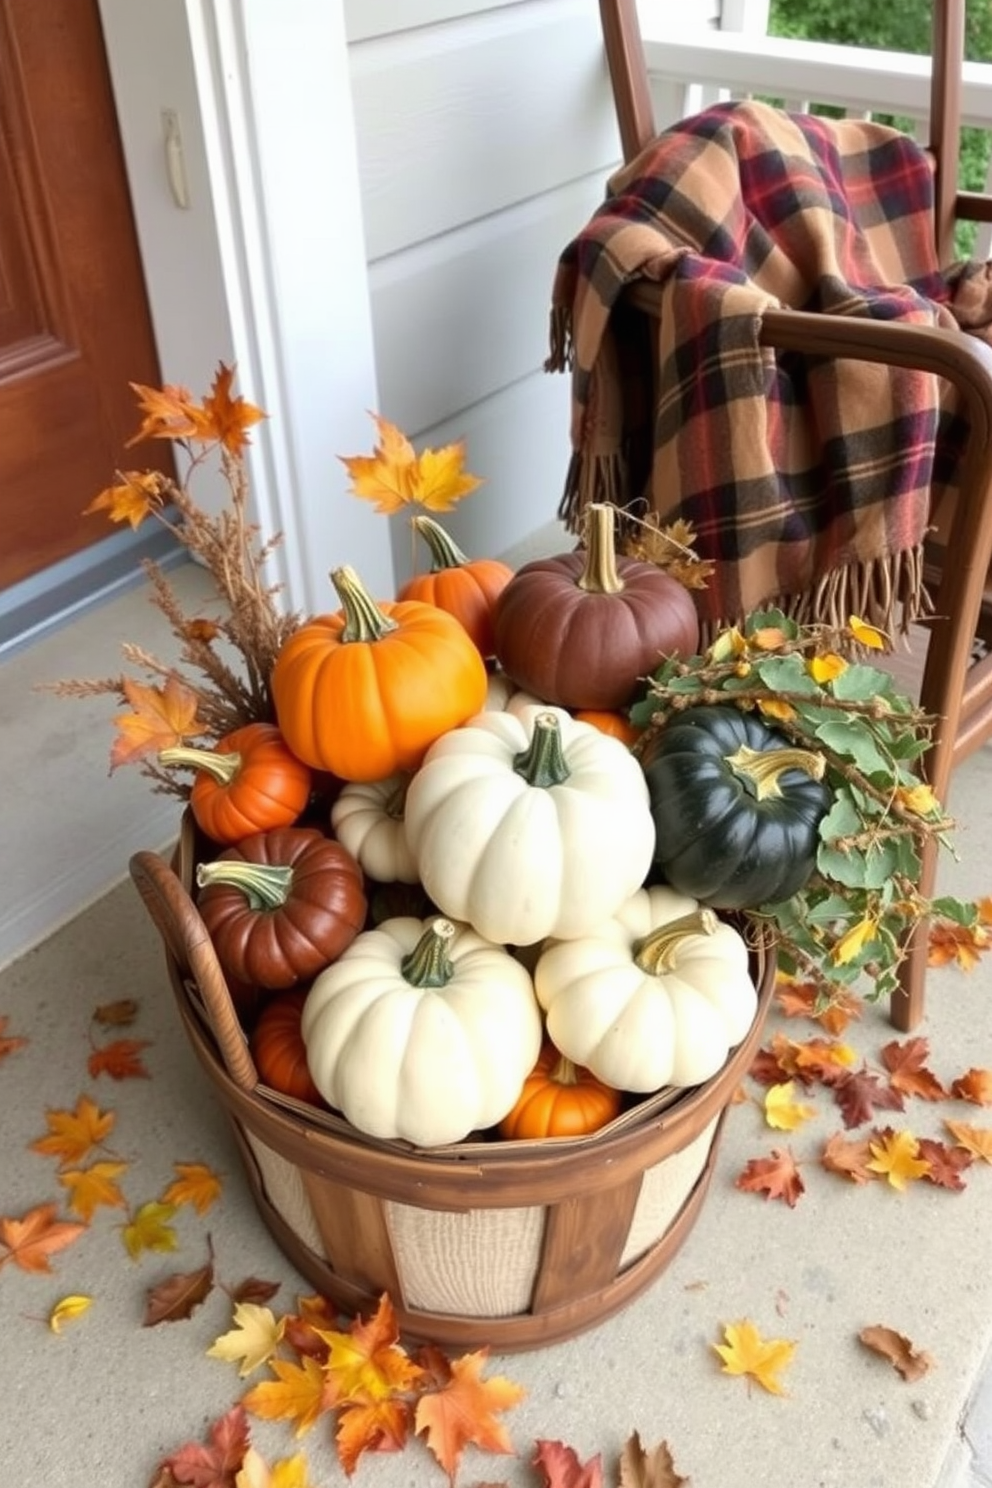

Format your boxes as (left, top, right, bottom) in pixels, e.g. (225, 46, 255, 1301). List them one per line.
(573, 709, 641, 746)
(498, 1042, 623, 1139)
(249, 989, 324, 1106)
(270, 565, 488, 781)
(397, 514, 513, 658)
(159, 722, 312, 844)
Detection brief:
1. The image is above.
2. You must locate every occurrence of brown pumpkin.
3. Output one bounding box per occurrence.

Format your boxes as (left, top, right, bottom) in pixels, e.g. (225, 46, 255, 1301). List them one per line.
(396, 514, 513, 658)
(196, 826, 367, 990)
(498, 1042, 623, 1139)
(249, 989, 325, 1106)
(493, 502, 699, 709)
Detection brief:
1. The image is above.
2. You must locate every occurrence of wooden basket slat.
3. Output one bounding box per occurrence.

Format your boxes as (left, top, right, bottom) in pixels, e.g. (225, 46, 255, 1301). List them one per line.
(530, 1174, 644, 1314)
(301, 1172, 404, 1302)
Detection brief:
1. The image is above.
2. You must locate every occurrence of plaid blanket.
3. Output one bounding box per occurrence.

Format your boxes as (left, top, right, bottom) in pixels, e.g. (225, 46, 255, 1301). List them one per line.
(548, 99, 992, 632)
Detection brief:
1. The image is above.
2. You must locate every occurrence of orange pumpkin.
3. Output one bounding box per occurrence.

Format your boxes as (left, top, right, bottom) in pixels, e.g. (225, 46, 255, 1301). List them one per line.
(573, 709, 641, 746)
(498, 1042, 623, 1139)
(159, 723, 312, 845)
(397, 514, 513, 658)
(271, 565, 488, 780)
(249, 989, 324, 1105)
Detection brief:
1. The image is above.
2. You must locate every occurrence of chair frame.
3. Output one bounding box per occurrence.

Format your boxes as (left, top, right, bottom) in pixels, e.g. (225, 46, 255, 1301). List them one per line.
(598, 0, 992, 1029)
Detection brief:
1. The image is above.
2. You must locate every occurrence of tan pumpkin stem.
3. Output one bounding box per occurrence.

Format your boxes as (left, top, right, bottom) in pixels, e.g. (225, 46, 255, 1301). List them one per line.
(385, 775, 410, 819)
(331, 564, 399, 643)
(725, 743, 827, 801)
(633, 908, 718, 975)
(550, 1054, 580, 1086)
(400, 917, 456, 987)
(577, 502, 625, 595)
(413, 513, 470, 572)
(513, 712, 571, 788)
(158, 745, 241, 785)
(195, 859, 295, 910)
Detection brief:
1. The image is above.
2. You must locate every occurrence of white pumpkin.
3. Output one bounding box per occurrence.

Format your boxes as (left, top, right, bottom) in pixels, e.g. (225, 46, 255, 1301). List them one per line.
(301, 915, 542, 1146)
(330, 772, 419, 884)
(403, 705, 655, 945)
(534, 885, 758, 1092)
(483, 671, 542, 715)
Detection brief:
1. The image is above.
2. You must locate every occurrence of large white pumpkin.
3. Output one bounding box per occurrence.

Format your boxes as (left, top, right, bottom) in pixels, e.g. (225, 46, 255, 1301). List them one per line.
(301, 915, 542, 1146)
(403, 705, 655, 945)
(534, 885, 758, 1092)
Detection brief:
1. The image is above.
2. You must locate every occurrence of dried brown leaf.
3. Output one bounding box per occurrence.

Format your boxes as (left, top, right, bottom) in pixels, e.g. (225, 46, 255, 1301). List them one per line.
(858, 1325, 935, 1382)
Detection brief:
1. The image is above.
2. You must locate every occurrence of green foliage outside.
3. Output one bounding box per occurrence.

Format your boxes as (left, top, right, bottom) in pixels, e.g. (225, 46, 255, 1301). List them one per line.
(767, 0, 992, 259)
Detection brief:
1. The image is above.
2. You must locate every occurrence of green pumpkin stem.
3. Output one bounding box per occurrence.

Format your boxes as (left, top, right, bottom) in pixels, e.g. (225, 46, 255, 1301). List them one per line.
(578, 502, 625, 595)
(400, 918, 456, 987)
(385, 775, 410, 819)
(633, 908, 719, 975)
(158, 745, 242, 785)
(725, 743, 827, 801)
(513, 712, 571, 788)
(195, 859, 295, 911)
(331, 564, 399, 643)
(413, 513, 470, 572)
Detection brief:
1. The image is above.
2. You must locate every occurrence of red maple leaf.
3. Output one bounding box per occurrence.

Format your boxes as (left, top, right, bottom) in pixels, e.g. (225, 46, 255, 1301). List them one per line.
(532, 1438, 605, 1488)
(879, 1038, 947, 1100)
(734, 1149, 805, 1206)
(917, 1137, 974, 1191)
(159, 1404, 250, 1487)
(87, 1038, 152, 1081)
(833, 1067, 906, 1129)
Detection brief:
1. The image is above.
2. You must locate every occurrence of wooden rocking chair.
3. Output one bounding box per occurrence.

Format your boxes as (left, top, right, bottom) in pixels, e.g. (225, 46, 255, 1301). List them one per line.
(596, 0, 992, 1029)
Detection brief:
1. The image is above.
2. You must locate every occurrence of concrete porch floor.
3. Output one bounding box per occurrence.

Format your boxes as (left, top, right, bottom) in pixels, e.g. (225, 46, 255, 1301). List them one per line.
(1, 568, 992, 1487)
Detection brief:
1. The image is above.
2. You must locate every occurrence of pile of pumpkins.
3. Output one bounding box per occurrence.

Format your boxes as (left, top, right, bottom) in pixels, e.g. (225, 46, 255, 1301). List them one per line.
(173, 504, 831, 1149)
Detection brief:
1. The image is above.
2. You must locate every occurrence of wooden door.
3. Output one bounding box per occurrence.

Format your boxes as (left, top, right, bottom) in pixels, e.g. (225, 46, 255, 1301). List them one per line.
(0, 0, 172, 591)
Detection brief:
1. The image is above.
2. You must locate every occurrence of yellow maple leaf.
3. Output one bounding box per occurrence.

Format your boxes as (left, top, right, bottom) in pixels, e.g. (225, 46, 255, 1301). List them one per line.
(48, 1295, 94, 1334)
(848, 614, 889, 650)
(808, 652, 848, 684)
(84, 471, 167, 530)
(712, 1319, 796, 1395)
(208, 1303, 286, 1378)
(121, 1200, 179, 1260)
(242, 1354, 332, 1438)
(764, 1081, 817, 1132)
(944, 1119, 992, 1163)
(413, 440, 484, 511)
(317, 1294, 424, 1406)
(162, 1161, 223, 1215)
(866, 1130, 930, 1190)
(58, 1161, 129, 1222)
(111, 675, 201, 770)
(30, 1095, 116, 1168)
(340, 414, 481, 515)
(236, 1446, 315, 1488)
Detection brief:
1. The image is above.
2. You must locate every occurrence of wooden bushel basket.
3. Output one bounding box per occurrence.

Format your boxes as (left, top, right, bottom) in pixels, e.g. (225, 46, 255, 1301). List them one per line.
(130, 812, 775, 1352)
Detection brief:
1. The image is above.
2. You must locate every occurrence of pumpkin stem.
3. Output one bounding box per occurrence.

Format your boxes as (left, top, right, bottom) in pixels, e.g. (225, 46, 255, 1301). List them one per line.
(550, 1053, 580, 1086)
(158, 745, 242, 785)
(400, 917, 456, 987)
(577, 502, 625, 595)
(195, 859, 295, 910)
(385, 774, 410, 819)
(633, 908, 719, 975)
(331, 564, 399, 643)
(725, 743, 827, 801)
(513, 712, 571, 788)
(413, 513, 470, 571)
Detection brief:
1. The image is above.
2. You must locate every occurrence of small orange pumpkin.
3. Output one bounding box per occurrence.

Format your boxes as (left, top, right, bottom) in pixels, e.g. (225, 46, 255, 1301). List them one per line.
(498, 1041, 623, 1139)
(159, 722, 312, 845)
(573, 709, 641, 746)
(249, 989, 324, 1105)
(397, 514, 513, 658)
(271, 564, 488, 780)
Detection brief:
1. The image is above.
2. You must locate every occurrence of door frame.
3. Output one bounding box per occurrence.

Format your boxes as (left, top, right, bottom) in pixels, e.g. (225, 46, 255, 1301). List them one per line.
(96, 0, 395, 614)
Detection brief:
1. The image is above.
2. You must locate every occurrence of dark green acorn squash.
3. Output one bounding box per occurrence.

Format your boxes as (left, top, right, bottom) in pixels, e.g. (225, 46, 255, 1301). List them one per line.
(643, 705, 832, 909)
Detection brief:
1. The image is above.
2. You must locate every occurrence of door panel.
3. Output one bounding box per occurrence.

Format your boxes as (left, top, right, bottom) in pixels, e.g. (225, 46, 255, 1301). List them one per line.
(0, 0, 171, 590)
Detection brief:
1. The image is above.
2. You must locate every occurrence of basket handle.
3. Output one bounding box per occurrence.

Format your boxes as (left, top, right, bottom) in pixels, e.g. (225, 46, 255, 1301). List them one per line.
(129, 847, 259, 1093)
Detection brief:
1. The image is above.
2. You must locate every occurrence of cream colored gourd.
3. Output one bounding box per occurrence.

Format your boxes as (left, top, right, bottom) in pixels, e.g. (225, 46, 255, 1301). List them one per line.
(301, 915, 542, 1146)
(483, 671, 542, 715)
(534, 885, 758, 1092)
(330, 772, 419, 884)
(403, 705, 655, 946)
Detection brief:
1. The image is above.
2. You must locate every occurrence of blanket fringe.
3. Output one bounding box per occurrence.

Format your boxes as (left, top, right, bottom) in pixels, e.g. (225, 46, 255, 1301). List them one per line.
(556, 451, 626, 533)
(545, 305, 574, 374)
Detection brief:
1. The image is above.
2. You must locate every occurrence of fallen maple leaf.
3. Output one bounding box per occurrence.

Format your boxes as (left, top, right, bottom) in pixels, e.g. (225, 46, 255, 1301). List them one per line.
(242, 1354, 333, 1438)
(950, 1068, 992, 1106)
(58, 1160, 129, 1221)
(208, 1302, 286, 1376)
(734, 1148, 805, 1206)
(159, 1403, 251, 1488)
(866, 1128, 931, 1190)
(879, 1038, 946, 1100)
(927, 918, 990, 971)
(144, 1244, 216, 1325)
(30, 1094, 116, 1167)
(335, 1396, 412, 1475)
(162, 1161, 223, 1215)
(0, 1014, 28, 1062)
(318, 1293, 425, 1405)
(48, 1294, 94, 1333)
(87, 1036, 152, 1080)
(236, 1448, 315, 1488)
(774, 980, 862, 1035)
(0, 1202, 87, 1273)
(618, 1431, 689, 1488)
(858, 1324, 935, 1382)
(415, 1349, 525, 1482)
(713, 1319, 796, 1395)
(763, 1080, 816, 1131)
(110, 675, 201, 770)
(833, 1067, 905, 1129)
(790, 1037, 858, 1085)
(532, 1438, 603, 1488)
(917, 1137, 973, 1191)
(121, 1200, 179, 1260)
(821, 1132, 875, 1184)
(92, 998, 140, 1027)
(944, 1119, 992, 1162)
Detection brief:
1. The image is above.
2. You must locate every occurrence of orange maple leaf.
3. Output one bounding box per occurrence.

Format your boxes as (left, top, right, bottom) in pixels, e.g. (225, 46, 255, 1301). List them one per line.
(242, 1354, 333, 1438)
(340, 414, 482, 515)
(950, 1068, 992, 1106)
(58, 1161, 129, 1222)
(0, 1202, 87, 1273)
(126, 380, 202, 445)
(976, 896, 992, 926)
(87, 1038, 152, 1081)
(879, 1038, 947, 1100)
(336, 1396, 412, 1475)
(0, 1015, 27, 1063)
(84, 470, 167, 530)
(196, 362, 266, 454)
(30, 1094, 116, 1167)
(318, 1294, 425, 1406)
(944, 1119, 992, 1162)
(821, 1132, 876, 1184)
(774, 979, 862, 1036)
(161, 1161, 223, 1215)
(734, 1148, 805, 1206)
(415, 1349, 525, 1482)
(927, 918, 990, 971)
(110, 675, 201, 769)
